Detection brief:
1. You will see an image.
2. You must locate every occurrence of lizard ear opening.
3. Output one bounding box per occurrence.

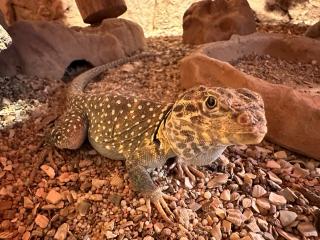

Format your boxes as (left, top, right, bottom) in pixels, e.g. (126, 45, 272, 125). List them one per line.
(62, 59, 94, 83)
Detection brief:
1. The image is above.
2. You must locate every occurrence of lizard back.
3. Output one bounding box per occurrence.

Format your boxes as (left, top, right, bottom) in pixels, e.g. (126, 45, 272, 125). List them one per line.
(70, 93, 173, 159)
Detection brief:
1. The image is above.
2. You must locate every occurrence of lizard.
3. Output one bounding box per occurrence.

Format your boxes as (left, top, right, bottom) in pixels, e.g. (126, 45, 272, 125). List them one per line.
(50, 52, 268, 223)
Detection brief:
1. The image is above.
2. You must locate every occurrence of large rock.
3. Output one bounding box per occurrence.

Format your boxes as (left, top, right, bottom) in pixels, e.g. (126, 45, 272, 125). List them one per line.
(0, 0, 319, 36)
(180, 33, 320, 160)
(0, 11, 11, 52)
(305, 21, 320, 40)
(0, 18, 145, 79)
(182, 0, 256, 44)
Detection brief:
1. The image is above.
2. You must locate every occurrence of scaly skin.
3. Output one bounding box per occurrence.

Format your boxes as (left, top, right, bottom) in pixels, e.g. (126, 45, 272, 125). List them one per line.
(51, 53, 268, 223)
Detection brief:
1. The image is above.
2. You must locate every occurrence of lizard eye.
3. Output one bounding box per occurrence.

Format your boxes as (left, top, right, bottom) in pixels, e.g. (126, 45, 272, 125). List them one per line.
(205, 96, 217, 109)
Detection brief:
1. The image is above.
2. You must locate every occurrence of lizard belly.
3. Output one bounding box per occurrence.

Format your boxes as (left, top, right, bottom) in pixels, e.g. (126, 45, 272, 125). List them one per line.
(89, 138, 125, 160)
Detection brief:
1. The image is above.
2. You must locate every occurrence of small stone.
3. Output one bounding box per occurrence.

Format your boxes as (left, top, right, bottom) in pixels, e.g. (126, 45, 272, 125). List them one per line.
(249, 232, 265, 240)
(23, 197, 34, 209)
(162, 228, 172, 236)
(203, 191, 212, 199)
(246, 219, 260, 233)
(269, 192, 287, 206)
(242, 198, 252, 208)
(154, 222, 164, 233)
(279, 210, 297, 227)
(266, 160, 281, 169)
(276, 227, 300, 240)
(46, 190, 62, 204)
(222, 220, 232, 235)
(252, 185, 267, 198)
(22, 231, 31, 240)
(58, 173, 71, 183)
(220, 189, 231, 201)
(274, 151, 287, 159)
(227, 209, 243, 226)
(256, 198, 271, 211)
(279, 188, 297, 202)
(92, 179, 107, 189)
(110, 174, 124, 187)
(210, 222, 222, 240)
(35, 214, 49, 229)
(267, 171, 282, 184)
(54, 223, 69, 240)
(243, 209, 253, 221)
(0, 232, 14, 239)
(207, 174, 229, 188)
(230, 232, 240, 240)
(297, 222, 318, 237)
(40, 165, 55, 179)
(77, 200, 91, 216)
(215, 208, 226, 219)
(257, 218, 268, 231)
(105, 231, 117, 239)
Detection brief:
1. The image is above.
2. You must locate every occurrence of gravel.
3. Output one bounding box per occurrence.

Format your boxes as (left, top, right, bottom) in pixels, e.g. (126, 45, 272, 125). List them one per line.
(0, 27, 320, 240)
(231, 54, 320, 94)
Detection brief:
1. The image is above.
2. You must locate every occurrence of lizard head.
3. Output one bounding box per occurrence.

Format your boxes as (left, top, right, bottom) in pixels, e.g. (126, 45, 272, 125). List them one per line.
(164, 85, 267, 160)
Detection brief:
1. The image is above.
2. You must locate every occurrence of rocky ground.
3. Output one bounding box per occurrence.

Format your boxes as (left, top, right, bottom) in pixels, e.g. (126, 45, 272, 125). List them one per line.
(0, 23, 320, 240)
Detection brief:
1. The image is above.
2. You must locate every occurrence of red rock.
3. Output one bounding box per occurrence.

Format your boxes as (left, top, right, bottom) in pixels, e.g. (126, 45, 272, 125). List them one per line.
(35, 214, 49, 229)
(0, 19, 145, 79)
(180, 33, 320, 160)
(182, 0, 256, 44)
(46, 190, 63, 204)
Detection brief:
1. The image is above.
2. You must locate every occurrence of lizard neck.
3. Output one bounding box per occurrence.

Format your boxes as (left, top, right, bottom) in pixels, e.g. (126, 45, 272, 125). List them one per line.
(156, 113, 176, 159)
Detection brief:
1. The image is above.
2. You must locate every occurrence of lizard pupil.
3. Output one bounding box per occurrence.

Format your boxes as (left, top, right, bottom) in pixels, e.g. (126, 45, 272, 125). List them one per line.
(206, 96, 217, 109)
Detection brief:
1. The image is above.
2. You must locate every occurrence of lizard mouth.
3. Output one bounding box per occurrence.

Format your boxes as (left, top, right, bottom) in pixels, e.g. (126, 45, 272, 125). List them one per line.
(228, 124, 267, 145)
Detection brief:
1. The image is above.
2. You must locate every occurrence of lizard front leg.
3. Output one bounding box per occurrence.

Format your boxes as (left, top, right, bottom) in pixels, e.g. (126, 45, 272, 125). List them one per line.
(126, 163, 177, 223)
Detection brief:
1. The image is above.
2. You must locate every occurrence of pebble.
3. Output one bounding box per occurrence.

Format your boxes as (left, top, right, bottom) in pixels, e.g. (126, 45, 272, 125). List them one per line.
(220, 189, 231, 201)
(154, 222, 164, 233)
(46, 190, 62, 204)
(40, 165, 55, 178)
(266, 160, 281, 169)
(252, 185, 267, 198)
(267, 171, 282, 184)
(297, 222, 318, 237)
(269, 192, 287, 206)
(91, 179, 107, 189)
(35, 214, 49, 229)
(203, 191, 212, 199)
(274, 151, 287, 159)
(23, 197, 34, 209)
(207, 174, 229, 188)
(54, 223, 69, 240)
(279, 210, 297, 227)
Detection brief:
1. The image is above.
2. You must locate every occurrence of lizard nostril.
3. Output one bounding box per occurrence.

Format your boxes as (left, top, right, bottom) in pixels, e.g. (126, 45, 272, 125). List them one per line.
(237, 112, 252, 126)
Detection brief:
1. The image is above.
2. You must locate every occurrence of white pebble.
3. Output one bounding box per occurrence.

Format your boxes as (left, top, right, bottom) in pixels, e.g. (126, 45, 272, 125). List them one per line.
(203, 191, 212, 199)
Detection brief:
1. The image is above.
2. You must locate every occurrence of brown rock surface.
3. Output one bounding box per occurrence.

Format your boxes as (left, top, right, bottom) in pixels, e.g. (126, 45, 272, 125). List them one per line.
(305, 20, 320, 40)
(0, 0, 319, 36)
(75, 0, 127, 24)
(180, 32, 320, 160)
(0, 18, 145, 79)
(182, 0, 256, 44)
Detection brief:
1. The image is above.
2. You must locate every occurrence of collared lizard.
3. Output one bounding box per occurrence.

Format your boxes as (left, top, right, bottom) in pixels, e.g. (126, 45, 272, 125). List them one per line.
(50, 52, 268, 222)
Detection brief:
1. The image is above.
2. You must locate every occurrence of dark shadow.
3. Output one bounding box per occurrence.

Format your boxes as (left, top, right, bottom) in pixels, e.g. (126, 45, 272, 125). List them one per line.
(62, 59, 94, 83)
(265, 0, 309, 19)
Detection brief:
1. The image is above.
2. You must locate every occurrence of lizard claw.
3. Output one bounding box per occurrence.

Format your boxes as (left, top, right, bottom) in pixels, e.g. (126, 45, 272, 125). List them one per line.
(146, 188, 177, 223)
(173, 158, 205, 182)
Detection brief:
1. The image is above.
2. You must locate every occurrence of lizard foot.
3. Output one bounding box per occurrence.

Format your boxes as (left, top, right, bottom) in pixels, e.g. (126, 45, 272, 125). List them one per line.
(172, 158, 205, 182)
(145, 188, 177, 223)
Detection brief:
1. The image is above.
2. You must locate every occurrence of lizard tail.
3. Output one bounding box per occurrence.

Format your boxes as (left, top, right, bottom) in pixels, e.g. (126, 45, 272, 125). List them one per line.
(67, 51, 155, 96)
